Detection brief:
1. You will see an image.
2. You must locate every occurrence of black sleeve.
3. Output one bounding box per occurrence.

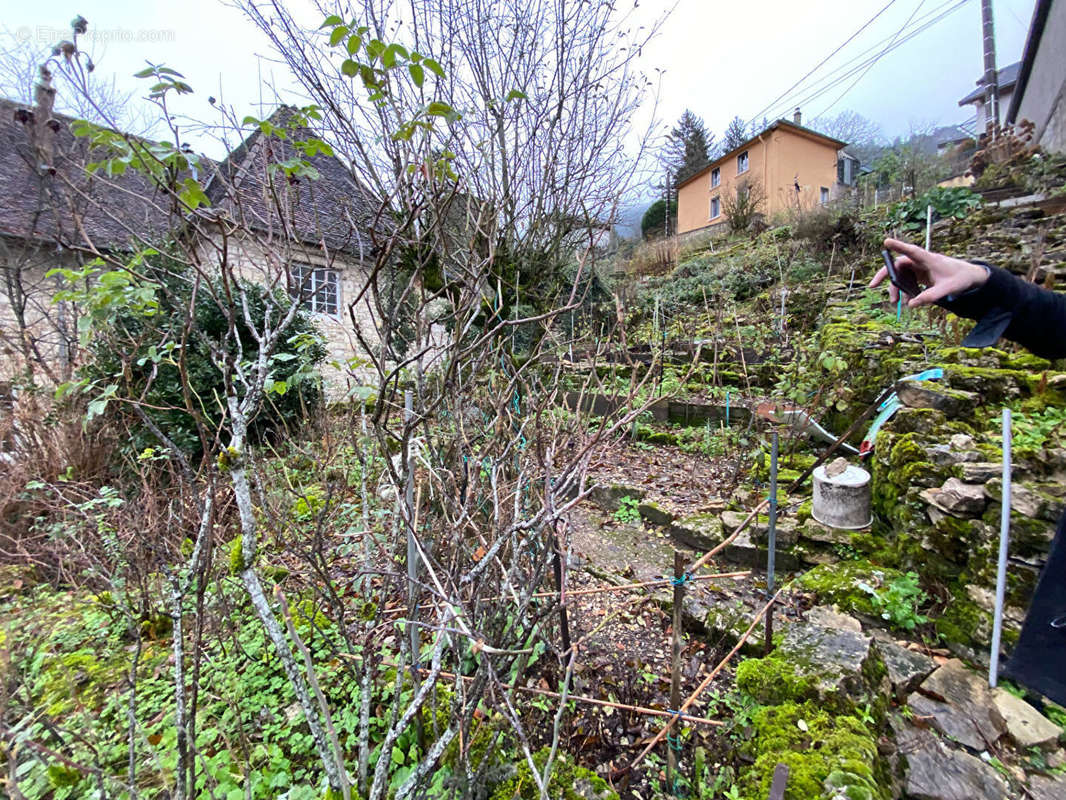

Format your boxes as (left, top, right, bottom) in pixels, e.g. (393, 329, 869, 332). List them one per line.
(938, 265, 1066, 359)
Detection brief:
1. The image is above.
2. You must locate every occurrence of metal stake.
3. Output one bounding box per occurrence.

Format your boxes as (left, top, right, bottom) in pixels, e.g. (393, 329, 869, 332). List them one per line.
(404, 390, 425, 750)
(765, 431, 778, 654)
(990, 407, 1012, 687)
(405, 391, 418, 658)
(666, 551, 684, 794)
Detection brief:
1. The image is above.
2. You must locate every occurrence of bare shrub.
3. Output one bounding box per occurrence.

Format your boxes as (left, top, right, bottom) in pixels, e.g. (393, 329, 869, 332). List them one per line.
(625, 236, 678, 278)
(723, 179, 767, 234)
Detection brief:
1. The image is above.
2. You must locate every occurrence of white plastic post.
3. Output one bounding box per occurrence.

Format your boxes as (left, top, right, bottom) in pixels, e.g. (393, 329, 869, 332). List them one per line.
(925, 204, 933, 251)
(989, 407, 1012, 687)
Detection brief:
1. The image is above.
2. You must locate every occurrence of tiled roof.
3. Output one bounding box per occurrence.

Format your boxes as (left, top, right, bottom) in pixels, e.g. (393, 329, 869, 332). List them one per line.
(0, 97, 176, 250)
(958, 61, 1022, 106)
(0, 99, 376, 256)
(205, 106, 378, 255)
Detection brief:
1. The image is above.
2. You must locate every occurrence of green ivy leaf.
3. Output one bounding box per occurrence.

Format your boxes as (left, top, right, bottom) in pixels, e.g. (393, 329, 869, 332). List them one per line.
(408, 63, 424, 88)
(341, 59, 359, 78)
(423, 58, 444, 78)
(320, 14, 343, 28)
(505, 89, 527, 102)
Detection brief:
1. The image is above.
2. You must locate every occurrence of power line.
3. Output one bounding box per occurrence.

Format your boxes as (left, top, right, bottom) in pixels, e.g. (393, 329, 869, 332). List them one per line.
(754, 0, 972, 125)
(764, 0, 967, 122)
(761, 0, 971, 123)
(815, 0, 929, 119)
(747, 0, 900, 127)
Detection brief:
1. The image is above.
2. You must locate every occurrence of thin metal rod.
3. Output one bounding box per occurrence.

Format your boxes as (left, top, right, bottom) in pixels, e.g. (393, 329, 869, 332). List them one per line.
(405, 389, 417, 642)
(768, 432, 778, 592)
(765, 432, 778, 654)
(989, 407, 1012, 687)
(404, 390, 424, 750)
(666, 552, 684, 794)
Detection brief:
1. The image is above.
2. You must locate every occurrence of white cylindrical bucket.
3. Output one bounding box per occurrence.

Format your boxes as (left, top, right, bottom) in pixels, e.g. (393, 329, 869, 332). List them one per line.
(812, 463, 872, 529)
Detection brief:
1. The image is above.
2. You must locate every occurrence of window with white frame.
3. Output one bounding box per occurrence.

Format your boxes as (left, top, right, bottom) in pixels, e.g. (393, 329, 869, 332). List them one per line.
(820, 186, 830, 205)
(737, 151, 749, 175)
(710, 195, 720, 219)
(291, 263, 340, 315)
(711, 167, 720, 187)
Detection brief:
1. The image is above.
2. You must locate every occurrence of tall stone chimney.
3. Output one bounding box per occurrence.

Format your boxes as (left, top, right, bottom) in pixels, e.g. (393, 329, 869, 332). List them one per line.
(793, 108, 802, 126)
(33, 64, 58, 173)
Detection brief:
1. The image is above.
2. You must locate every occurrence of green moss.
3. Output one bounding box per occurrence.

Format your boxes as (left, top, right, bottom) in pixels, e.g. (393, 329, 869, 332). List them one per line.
(899, 460, 944, 486)
(490, 748, 617, 800)
(229, 536, 246, 574)
(889, 407, 947, 435)
(736, 655, 812, 705)
(934, 593, 989, 648)
(888, 434, 927, 470)
(797, 561, 906, 617)
(943, 365, 1030, 403)
(636, 428, 679, 446)
(1003, 352, 1052, 371)
(738, 702, 886, 800)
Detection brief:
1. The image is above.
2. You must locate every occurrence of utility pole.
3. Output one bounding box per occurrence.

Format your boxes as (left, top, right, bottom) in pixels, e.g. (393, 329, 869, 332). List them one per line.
(981, 0, 999, 139)
(664, 172, 672, 238)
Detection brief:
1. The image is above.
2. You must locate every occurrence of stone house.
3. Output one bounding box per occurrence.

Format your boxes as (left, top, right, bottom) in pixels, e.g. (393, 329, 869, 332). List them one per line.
(676, 110, 857, 236)
(0, 97, 380, 397)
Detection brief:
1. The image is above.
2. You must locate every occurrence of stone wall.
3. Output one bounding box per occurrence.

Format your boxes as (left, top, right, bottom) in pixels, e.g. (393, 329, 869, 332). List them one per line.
(0, 239, 81, 383)
(870, 345, 1065, 662)
(0, 231, 387, 400)
(220, 235, 382, 400)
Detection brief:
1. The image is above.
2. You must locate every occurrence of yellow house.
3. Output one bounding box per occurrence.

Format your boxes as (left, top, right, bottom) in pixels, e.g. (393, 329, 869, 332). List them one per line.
(677, 115, 850, 234)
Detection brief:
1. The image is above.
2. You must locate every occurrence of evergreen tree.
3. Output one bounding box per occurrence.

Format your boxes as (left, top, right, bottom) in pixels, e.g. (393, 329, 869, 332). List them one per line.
(663, 109, 713, 183)
(722, 115, 749, 152)
(641, 198, 678, 240)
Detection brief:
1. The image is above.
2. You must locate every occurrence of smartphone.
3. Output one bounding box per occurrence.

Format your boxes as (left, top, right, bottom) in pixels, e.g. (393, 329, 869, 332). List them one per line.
(881, 249, 921, 298)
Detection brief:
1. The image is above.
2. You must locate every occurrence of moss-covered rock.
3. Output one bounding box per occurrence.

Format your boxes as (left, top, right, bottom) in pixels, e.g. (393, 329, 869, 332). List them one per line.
(735, 655, 813, 706)
(797, 561, 905, 618)
(737, 702, 887, 800)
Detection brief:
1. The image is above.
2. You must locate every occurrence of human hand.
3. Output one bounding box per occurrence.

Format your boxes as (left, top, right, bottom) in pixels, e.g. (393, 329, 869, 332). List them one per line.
(870, 238, 990, 307)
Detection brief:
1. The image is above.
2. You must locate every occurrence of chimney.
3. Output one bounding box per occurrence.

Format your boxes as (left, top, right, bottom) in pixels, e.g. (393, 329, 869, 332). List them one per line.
(33, 64, 58, 173)
(793, 108, 802, 126)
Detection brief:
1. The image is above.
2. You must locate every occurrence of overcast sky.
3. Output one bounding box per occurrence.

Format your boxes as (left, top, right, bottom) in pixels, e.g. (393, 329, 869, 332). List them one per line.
(0, 0, 1038, 155)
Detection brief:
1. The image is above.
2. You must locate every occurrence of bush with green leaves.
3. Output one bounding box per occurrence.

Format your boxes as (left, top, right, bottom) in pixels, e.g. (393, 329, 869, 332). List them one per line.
(886, 187, 981, 233)
(56, 250, 327, 458)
